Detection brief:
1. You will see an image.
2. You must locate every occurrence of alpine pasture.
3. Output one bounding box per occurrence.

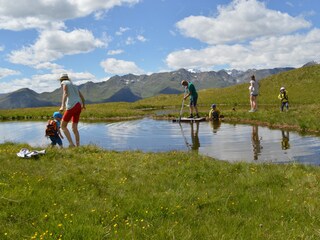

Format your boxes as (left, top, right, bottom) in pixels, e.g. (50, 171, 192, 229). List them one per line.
(1, 65, 320, 239)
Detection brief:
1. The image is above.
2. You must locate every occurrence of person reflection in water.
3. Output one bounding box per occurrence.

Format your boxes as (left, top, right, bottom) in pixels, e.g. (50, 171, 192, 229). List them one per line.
(209, 119, 221, 133)
(190, 122, 200, 151)
(281, 130, 290, 150)
(251, 125, 262, 160)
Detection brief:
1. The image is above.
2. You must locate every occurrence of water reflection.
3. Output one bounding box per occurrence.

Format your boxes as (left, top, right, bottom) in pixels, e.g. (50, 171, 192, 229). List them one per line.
(178, 122, 200, 151)
(209, 120, 221, 133)
(1, 119, 320, 165)
(179, 122, 192, 150)
(251, 125, 263, 160)
(281, 130, 290, 150)
(190, 122, 200, 151)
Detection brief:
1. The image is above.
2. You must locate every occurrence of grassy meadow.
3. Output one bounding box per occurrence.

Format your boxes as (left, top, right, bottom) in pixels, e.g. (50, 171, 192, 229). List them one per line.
(1, 65, 320, 239)
(1, 143, 320, 239)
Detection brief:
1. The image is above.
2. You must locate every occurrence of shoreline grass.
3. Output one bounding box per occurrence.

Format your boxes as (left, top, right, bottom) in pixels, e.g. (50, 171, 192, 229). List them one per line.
(1, 102, 319, 134)
(1, 142, 320, 239)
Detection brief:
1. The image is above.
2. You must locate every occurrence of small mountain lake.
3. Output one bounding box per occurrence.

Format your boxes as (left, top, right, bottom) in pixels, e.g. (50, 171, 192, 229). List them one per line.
(1, 118, 320, 165)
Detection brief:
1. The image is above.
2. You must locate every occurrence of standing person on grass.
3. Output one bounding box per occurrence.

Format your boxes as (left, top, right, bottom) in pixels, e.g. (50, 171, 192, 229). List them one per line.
(181, 80, 200, 118)
(278, 87, 289, 112)
(59, 73, 86, 147)
(249, 75, 259, 112)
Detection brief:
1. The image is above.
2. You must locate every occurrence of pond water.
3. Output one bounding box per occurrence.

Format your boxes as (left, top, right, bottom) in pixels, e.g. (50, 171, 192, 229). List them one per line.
(1, 118, 320, 165)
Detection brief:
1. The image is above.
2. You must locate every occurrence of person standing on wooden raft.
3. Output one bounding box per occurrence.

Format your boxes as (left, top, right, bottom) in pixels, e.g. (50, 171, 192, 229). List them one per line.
(181, 80, 200, 118)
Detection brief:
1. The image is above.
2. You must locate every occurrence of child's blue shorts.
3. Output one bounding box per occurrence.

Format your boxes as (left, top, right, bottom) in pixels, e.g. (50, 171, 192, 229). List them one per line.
(49, 135, 62, 146)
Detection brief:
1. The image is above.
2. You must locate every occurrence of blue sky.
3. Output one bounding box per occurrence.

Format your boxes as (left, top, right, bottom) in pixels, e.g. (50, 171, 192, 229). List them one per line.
(0, 0, 319, 93)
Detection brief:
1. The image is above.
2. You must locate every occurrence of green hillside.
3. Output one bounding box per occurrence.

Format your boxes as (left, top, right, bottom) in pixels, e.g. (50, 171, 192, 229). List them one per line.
(137, 65, 320, 107)
(135, 65, 320, 132)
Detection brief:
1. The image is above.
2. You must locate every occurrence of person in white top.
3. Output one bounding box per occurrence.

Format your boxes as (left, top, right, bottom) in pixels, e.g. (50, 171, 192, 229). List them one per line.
(249, 75, 259, 112)
(59, 73, 86, 147)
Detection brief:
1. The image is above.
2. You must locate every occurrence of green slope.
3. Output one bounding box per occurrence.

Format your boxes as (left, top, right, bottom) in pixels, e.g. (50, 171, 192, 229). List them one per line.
(137, 65, 320, 107)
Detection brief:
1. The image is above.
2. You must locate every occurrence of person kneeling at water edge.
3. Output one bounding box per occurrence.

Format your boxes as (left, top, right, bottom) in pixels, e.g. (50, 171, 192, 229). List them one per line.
(208, 104, 221, 120)
(59, 73, 86, 147)
(181, 80, 200, 118)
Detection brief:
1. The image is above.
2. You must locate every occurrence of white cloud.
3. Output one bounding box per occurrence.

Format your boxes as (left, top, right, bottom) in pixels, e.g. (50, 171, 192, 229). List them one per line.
(94, 10, 105, 20)
(166, 45, 248, 71)
(166, 29, 320, 70)
(0, 16, 65, 31)
(63, 71, 97, 84)
(124, 35, 147, 45)
(0, 76, 54, 94)
(68, 0, 140, 15)
(125, 37, 135, 45)
(176, 0, 311, 44)
(166, 0, 318, 70)
(137, 35, 147, 42)
(0, 68, 20, 79)
(116, 27, 130, 36)
(8, 29, 106, 67)
(100, 58, 144, 75)
(0, 0, 141, 30)
(0, 78, 32, 93)
(107, 49, 124, 55)
(0, 45, 4, 51)
(242, 28, 320, 69)
(7, 77, 59, 93)
(34, 62, 63, 70)
(0, 71, 98, 93)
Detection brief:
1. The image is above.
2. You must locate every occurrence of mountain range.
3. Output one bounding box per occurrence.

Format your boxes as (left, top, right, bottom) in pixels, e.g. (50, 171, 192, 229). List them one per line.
(0, 66, 301, 109)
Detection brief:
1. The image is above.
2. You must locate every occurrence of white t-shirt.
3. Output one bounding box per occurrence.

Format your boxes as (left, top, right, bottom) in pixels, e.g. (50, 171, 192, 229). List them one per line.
(249, 80, 259, 95)
(61, 80, 81, 110)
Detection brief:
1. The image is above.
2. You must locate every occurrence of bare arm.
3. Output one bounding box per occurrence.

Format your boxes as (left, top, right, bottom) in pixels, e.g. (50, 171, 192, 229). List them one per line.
(79, 91, 86, 109)
(184, 92, 191, 100)
(249, 81, 254, 92)
(58, 129, 64, 139)
(183, 86, 190, 99)
(59, 84, 68, 112)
